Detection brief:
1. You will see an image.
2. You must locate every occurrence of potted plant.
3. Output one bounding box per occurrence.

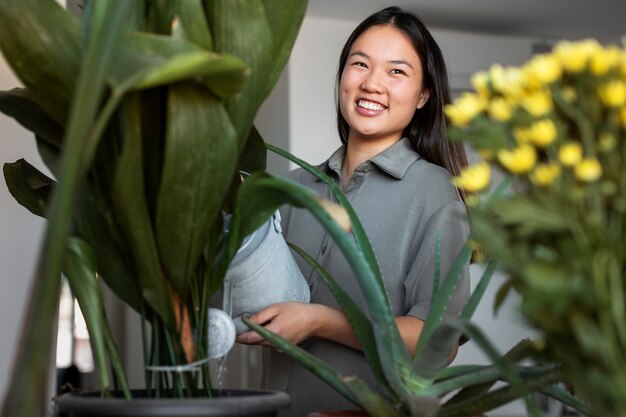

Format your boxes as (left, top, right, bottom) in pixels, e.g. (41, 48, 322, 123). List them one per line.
(237, 146, 589, 417)
(0, 0, 308, 416)
(446, 39, 626, 417)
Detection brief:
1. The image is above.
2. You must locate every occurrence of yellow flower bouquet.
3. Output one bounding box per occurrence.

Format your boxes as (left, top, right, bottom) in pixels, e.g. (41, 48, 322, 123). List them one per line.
(446, 40, 626, 417)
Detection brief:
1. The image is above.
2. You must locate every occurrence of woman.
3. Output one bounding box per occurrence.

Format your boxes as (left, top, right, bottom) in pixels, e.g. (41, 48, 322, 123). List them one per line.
(237, 6, 470, 416)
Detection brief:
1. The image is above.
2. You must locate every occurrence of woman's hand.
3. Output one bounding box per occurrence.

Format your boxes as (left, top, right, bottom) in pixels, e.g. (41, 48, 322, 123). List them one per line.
(235, 302, 324, 347)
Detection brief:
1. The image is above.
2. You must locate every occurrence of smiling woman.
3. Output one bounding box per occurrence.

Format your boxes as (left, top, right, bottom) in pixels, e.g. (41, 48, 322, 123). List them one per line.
(236, 6, 471, 417)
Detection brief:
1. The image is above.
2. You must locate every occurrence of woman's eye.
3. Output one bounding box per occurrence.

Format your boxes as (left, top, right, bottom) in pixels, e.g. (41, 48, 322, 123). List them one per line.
(390, 69, 405, 75)
(352, 62, 367, 68)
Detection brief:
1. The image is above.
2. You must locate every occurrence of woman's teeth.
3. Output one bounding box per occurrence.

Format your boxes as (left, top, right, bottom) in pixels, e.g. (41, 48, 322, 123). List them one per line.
(358, 100, 385, 111)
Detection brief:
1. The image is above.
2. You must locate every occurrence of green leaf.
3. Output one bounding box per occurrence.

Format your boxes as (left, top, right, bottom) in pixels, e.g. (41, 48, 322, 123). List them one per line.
(460, 259, 498, 320)
(3, 159, 54, 217)
(63, 237, 130, 398)
(261, 0, 308, 95)
(112, 93, 174, 327)
(342, 376, 403, 417)
(242, 316, 361, 406)
(205, 0, 273, 145)
(288, 243, 395, 400)
(0, 88, 64, 146)
(155, 83, 238, 297)
(110, 33, 249, 97)
(0, 0, 80, 123)
(177, 0, 214, 50)
(412, 244, 473, 360)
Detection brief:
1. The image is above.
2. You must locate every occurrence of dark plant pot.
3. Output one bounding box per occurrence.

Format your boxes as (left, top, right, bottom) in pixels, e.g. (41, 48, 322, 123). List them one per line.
(307, 411, 368, 417)
(54, 389, 290, 417)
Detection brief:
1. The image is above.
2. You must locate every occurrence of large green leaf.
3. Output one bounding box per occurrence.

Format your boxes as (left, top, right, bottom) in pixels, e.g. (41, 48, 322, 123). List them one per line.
(155, 83, 238, 297)
(205, 0, 273, 145)
(0, 0, 80, 124)
(261, 0, 308, 95)
(110, 33, 249, 96)
(63, 237, 130, 399)
(0, 88, 64, 145)
(112, 93, 174, 327)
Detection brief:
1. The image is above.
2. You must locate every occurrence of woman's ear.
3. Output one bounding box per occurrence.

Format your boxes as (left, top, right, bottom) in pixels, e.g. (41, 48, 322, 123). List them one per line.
(417, 89, 430, 109)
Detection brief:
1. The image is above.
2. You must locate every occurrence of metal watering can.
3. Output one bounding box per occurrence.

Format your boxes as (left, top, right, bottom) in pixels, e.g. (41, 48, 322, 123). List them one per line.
(207, 210, 310, 358)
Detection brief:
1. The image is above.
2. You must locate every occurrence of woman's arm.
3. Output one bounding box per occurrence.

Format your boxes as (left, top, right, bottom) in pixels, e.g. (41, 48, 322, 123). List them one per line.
(235, 301, 461, 362)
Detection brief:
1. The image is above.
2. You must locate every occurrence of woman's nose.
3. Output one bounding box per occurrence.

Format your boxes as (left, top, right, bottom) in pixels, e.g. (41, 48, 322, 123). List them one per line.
(361, 71, 384, 93)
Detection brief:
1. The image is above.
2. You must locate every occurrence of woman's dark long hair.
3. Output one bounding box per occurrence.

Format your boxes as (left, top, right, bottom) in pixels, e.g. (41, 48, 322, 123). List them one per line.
(336, 6, 469, 201)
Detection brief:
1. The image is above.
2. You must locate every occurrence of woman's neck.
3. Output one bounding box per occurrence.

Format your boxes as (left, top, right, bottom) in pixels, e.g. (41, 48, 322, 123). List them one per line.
(341, 135, 401, 188)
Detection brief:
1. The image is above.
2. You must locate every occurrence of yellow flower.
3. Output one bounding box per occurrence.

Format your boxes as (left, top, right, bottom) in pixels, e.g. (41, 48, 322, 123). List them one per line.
(452, 162, 491, 192)
(471, 71, 490, 97)
(514, 126, 531, 144)
(489, 64, 525, 97)
(530, 163, 561, 186)
(561, 86, 577, 103)
(621, 52, 626, 77)
(488, 97, 513, 121)
(521, 89, 553, 116)
(526, 54, 562, 84)
(558, 142, 583, 166)
(590, 46, 622, 75)
(574, 158, 602, 182)
(599, 80, 626, 107)
(497, 144, 537, 174)
(554, 39, 600, 72)
(599, 133, 617, 153)
(527, 119, 558, 147)
(445, 92, 486, 126)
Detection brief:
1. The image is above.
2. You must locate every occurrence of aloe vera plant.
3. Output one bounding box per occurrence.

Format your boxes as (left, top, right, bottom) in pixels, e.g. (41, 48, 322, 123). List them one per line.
(233, 146, 591, 417)
(0, 0, 307, 415)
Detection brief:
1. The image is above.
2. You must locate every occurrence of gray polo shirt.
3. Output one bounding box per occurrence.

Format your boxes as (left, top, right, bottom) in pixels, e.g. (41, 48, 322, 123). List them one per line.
(262, 138, 470, 416)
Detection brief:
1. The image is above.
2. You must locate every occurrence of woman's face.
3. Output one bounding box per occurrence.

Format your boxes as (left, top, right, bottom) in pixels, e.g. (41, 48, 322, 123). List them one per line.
(339, 25, 429, 145)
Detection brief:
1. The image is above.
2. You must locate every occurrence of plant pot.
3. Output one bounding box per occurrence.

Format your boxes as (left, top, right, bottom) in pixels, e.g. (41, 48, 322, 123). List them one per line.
(307, 411, 369, 417)
(54, 389, 290, 417)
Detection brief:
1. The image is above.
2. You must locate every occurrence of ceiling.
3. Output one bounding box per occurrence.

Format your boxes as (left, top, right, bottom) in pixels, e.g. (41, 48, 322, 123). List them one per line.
(307, 0, 625, 43)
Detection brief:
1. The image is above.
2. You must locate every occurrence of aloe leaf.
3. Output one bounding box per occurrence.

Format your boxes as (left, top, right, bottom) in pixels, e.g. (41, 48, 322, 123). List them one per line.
(205, 0, 273, 145)
(540, 384, 590, 416)
(177, 0, 214, 50)
(0, 0, 80, 124)
(242, 316, 360, 406)
(460, 258, 498, 320)
(63, 237, 131, 399)
(288, 243, 395, 400)
(155, 83, 238, 297)
(112, 93, 174, 326)
(412, 244, 473, 361)
(0, 2, 132, 416)
(3, 159, 54, 217)
(342, 376, 403, 417)
(261, 0, 308, 94)
(229, 173, 412, 399)
(438, 368, 561, 417)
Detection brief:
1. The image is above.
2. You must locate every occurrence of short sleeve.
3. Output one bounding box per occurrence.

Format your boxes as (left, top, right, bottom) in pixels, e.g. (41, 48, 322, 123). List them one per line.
(404, 201, 470, 321)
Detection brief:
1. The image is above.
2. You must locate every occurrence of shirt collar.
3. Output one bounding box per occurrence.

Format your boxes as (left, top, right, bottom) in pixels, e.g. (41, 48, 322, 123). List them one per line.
(325, 138, 420, 180)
